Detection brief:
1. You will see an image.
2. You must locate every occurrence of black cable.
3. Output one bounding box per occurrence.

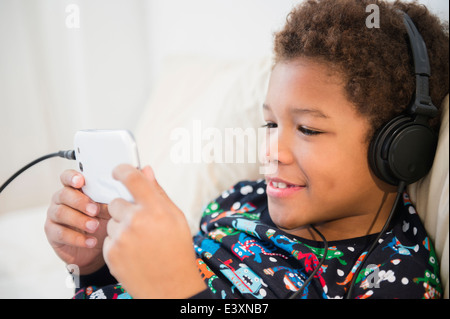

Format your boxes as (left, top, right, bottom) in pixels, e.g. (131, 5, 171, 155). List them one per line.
(0, 150, 75, 194)
(345, 181, 406, 299)
(289, 224, 329, 299)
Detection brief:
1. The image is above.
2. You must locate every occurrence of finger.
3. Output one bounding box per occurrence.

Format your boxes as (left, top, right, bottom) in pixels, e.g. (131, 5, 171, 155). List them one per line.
(97, 203, 111, 220)
(141, 165, 155, 181)
(141, 165, 184, 220)
(53, 186, 100, 217)
(141, 165, 171, 200)
(103, 236, 113, 265)
(60, 169, 85, 189)
(106, 218, 121, 240)
(48, 203, 99, 234)
(108, 197, 135, 222)
(45, 219, 97, 248)
(112, 164, 153, 203)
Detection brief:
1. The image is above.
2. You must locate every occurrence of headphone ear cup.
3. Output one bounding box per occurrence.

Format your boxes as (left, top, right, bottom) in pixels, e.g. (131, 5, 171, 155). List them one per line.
(369, 115, 437, 186)
(369, 116, 410, 185)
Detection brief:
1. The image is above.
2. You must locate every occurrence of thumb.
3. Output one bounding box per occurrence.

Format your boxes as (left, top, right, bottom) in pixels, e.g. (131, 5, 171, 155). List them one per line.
(141, 165, 184, 218)
(141, 165, 168, 199)
(141, 165, 156, 182)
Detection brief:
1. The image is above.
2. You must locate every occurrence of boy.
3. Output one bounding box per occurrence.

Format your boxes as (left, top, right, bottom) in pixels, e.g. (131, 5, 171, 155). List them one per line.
(45, 0, 448, 299)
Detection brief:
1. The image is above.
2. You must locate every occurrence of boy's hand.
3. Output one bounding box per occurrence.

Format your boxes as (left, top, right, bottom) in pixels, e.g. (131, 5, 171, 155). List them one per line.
(104, 164, 206, 298)
(45, 170, 110, 275)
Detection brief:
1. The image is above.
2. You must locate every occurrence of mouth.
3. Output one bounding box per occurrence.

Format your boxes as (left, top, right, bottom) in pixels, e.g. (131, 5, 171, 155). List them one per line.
(266, 178, 306, 198)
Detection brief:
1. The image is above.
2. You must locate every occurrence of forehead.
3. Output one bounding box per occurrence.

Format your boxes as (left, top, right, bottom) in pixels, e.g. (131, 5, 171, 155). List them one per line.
(264, 59, 357, 118)
(263, 103, 329, 119)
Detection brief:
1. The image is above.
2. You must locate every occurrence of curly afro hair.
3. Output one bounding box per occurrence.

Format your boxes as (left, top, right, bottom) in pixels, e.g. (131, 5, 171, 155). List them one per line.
(274, 0, 449, 139)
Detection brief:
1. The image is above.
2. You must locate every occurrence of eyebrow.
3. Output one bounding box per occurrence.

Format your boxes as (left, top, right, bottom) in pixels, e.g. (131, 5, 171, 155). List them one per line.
(263, 103, 329, 119)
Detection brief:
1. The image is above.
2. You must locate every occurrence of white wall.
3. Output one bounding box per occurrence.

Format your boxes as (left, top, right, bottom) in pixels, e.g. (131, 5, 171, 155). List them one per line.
(144, 0, 299, 81)
(0, 0, 299, 213)
(0, 0, 448, 214)
(0, 0, 152, 213)
(144, 0, 448, 82)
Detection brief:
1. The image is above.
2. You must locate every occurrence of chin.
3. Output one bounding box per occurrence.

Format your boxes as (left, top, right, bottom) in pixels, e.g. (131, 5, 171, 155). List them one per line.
(267, 200, 310, 231)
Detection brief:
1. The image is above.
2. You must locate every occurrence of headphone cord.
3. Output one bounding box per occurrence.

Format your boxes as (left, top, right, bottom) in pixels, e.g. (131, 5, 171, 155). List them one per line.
(345, 181, 406, 299)
(289, 224, 329, 299)
(0, 150, 75, 194)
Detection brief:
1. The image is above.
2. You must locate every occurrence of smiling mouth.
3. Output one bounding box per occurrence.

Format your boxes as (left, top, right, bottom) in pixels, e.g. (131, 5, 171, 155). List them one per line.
(266, 179, 306, 197)
(267, 177, 305, 188)
(271, 181, 300, 189)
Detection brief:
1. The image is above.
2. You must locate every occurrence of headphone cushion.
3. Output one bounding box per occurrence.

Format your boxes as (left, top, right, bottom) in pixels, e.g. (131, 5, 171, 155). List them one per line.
(369, 115, 437, 185)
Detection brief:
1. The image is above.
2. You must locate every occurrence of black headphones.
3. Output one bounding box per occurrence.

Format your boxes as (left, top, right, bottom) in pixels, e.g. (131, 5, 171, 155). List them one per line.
(369, 11, 438, 186)
(344, 11, 441, 298)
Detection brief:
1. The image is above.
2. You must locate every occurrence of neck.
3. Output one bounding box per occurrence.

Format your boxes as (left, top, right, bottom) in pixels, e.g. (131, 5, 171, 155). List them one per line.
(282, 191, 399, 242)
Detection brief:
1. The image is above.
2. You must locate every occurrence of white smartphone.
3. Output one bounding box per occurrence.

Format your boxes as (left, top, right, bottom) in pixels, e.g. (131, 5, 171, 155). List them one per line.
(74, 129, 141, 204)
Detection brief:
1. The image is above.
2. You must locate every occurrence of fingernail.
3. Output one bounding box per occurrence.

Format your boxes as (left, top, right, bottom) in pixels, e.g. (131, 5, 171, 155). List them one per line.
(86, 220, 99, 232)
(72, 175, 82, 187)
(86, 203, 98, 216)
(85, 237, 97, 248)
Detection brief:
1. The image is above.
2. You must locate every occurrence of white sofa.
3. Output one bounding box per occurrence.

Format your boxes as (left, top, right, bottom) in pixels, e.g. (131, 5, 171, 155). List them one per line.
(0, 55, 447, 298)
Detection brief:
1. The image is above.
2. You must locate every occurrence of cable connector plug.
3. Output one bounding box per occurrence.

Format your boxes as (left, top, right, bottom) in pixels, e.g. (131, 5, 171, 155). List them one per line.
(58, 150, 76, 160)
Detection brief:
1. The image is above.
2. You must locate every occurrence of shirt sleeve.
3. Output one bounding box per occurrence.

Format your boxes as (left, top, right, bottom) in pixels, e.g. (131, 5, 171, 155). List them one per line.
(74, 264, 118, 297)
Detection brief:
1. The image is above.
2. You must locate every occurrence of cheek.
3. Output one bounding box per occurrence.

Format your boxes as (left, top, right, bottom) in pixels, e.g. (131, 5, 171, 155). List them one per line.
(268, 138, 374, 228)
(293, 144, 340, 187)
(307, 139, 370, 184)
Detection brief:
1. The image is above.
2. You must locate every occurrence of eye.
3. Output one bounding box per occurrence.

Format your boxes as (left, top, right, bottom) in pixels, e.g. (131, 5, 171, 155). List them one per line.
(297, 126, 323, 136)
(261, 122, 277, 129)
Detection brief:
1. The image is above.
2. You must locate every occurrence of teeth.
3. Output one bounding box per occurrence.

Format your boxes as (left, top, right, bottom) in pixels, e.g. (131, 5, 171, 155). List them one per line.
(277, 182, 288, 189)
(272, 181, 288, 189)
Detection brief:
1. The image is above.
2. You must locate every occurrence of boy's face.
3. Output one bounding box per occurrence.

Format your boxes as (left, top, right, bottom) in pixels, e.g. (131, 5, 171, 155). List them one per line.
(263, 59, 388, 238)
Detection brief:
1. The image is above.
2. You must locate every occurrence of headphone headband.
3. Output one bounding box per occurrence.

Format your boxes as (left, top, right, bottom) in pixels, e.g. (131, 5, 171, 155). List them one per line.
(399, 11, 438, 119)
(401, 11, 430, 76)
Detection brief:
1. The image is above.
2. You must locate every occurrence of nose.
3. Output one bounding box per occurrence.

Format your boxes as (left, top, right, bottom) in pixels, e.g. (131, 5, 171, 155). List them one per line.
(260, 127, 294, 174)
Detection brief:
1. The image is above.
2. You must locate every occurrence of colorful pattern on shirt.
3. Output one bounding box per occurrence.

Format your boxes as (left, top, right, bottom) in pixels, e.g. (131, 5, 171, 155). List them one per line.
(73, 180, 442, 299)
(192, 180, 442, 299)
